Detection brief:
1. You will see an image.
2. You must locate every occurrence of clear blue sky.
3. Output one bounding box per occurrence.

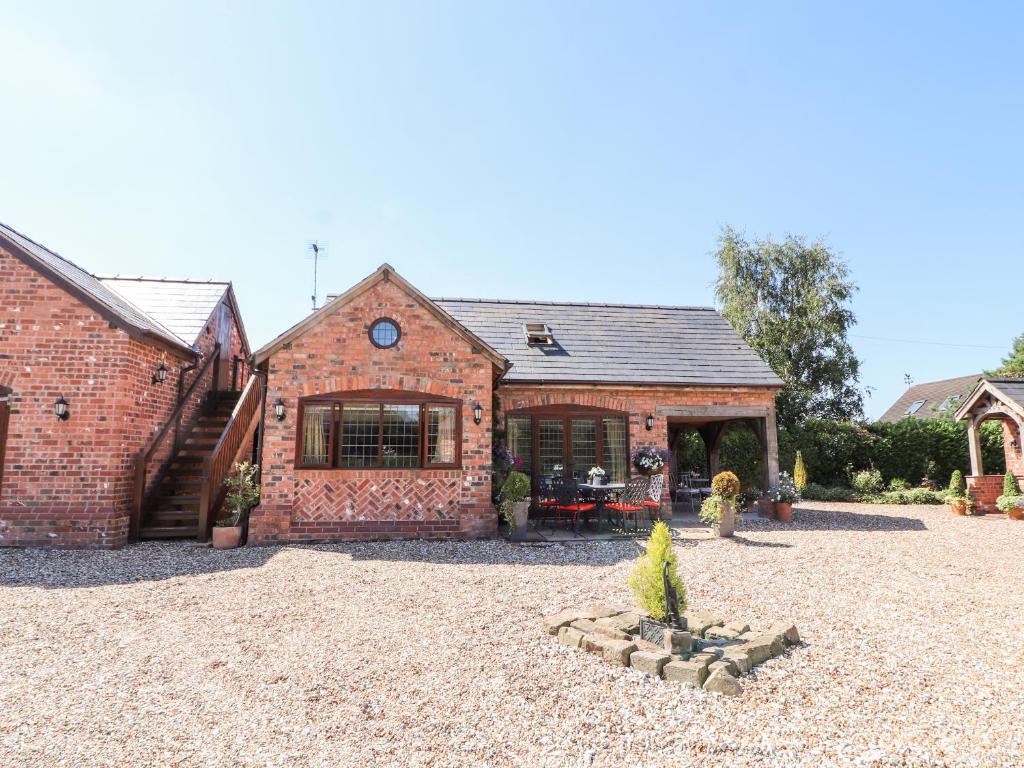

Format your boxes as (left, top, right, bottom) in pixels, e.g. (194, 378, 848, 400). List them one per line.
(2, 1, 1021, 419)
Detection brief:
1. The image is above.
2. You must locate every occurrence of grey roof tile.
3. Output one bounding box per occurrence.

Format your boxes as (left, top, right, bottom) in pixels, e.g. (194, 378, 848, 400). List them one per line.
(0, 221, 189, 349)
(434, 298, 783, 387)
(99, 277, 229, 346)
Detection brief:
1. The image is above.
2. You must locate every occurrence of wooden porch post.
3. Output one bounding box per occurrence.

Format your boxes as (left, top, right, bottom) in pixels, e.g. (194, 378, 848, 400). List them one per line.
(967, 419, 984, 477)
(765, 403, 780, 490)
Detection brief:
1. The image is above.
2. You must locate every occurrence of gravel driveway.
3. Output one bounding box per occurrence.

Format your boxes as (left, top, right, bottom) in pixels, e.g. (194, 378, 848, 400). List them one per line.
(2, 502, 1023, 767)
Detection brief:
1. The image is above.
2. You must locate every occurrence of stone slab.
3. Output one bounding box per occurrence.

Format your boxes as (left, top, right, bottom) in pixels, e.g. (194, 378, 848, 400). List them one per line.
(703, 669, 743, 696)
(663, 660, 709, 688)
(630, 650, 671, 677)
(601, 639, 638, 666)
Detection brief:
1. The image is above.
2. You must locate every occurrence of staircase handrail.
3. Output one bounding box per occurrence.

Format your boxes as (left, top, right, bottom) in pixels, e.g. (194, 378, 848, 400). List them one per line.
(129, 344, 220, 540)
(196, 371, 264, 541)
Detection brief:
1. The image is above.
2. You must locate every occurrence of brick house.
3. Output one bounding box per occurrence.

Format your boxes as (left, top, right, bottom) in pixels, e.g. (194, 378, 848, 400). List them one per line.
(878, 374, 982, 423)
(249, 264, 783, 544)
(0, 222, 249, 548)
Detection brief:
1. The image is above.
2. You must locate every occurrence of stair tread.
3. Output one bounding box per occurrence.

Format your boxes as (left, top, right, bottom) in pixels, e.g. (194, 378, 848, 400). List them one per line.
(140, 526, 200, 539)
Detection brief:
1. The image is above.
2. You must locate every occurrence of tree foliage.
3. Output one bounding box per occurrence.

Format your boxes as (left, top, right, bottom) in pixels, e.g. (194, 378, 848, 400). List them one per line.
(987, 333, 1024, 378)
(714, 226, 863, 429)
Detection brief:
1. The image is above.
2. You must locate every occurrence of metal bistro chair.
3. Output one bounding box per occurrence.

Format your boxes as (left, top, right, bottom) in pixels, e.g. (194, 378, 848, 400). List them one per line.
(535, 474, 561, 528)
(677, 472, 703, 513)
(552, 477, 596, 533)
(643, 473, 664, 523)
(606, 477, 649, 532)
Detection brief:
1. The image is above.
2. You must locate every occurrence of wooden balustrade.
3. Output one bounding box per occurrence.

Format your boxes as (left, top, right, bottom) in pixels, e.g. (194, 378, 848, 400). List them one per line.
(129, 344, 221, 541)
(197, 372, 264, 541)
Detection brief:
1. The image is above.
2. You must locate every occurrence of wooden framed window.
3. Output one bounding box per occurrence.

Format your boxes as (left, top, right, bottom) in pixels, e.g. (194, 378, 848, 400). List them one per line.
(505, 405, 630, 484)
(0, 387, 9, 495)
(295, 390, 462, 470)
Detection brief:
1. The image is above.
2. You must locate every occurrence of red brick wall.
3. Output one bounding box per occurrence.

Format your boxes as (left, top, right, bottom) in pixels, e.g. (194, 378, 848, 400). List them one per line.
(250, 278, 495, 544)
(0, 249, 247, 548)
(497, 384, 779, 504)
(1003, 420, 1023, 480)
(967, 475, 1003, 513)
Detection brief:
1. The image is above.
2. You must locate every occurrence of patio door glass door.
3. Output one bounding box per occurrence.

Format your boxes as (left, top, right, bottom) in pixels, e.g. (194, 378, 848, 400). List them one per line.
(537, 420, 565, 475)
(570, 419, 598, 480)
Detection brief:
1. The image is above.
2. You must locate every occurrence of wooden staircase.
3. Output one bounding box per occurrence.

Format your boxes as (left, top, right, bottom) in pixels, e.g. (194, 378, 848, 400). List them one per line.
(140, 392, 241, 540)
(130, 345, 265, 543)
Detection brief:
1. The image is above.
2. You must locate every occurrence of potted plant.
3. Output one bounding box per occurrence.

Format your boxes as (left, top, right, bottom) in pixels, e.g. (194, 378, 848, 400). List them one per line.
(632, 446, 668, 477)
(769, 471, 800, 523)
(214, 461, 260, 549)
(499, 470, 532, 541)
(699, 471, 740, 537)
(587, 466, 606, 486)
(995, 470, 1024, 520)
(758, 495, 776, 518)
(947, 470, 969, 516)
(628, 520, 686, 645)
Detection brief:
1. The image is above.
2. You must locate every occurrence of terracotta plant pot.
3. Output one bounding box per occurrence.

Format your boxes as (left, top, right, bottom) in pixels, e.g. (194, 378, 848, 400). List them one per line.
(775, 502, 793, 523)
(758, 498, 776, 518)
(509, 501, 530, 541)
(212, 525, 243, 549)
(1008, 507, 1024, 521)
(948, 498, 967, 516)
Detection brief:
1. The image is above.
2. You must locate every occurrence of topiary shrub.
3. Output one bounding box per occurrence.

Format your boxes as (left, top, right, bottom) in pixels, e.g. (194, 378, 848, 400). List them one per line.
(498, 470, 531, 526)
(711, 471, 740, 498)
(628, 521, 686, 621)
(1003, 470, 1020, 497)
(948, 469, 966, 499)
(794, 450, 808, 491)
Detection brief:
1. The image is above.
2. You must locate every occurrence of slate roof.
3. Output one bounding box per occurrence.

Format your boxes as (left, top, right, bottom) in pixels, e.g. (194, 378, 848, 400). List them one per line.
(99, 277, 231, 347)
(0, 221, 190, 350)
(0, 221, 243, 353)
(433, 298, 783, 387)
(878, 374, 982, 423)
(988, 378, 1024, 406)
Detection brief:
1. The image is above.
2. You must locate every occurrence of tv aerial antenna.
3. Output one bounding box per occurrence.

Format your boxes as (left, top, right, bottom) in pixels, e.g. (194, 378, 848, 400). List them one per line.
(308, 241, 327, 311)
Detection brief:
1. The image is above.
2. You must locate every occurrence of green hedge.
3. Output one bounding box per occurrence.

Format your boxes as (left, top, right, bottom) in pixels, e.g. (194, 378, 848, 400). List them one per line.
(779, 417, 1005, 489)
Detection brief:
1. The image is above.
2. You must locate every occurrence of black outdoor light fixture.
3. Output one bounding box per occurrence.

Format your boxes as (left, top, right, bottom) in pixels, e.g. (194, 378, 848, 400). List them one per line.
(54, 395, 70, 421)
(473, 402, 483, 425)
(152, 362, 168, 385)
(274, 398, 286, 421)
(645, 414, 655, 431)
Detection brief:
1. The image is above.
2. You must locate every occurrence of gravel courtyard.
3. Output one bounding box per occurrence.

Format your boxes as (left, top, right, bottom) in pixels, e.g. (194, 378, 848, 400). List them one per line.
(2, 503, 1023, 768)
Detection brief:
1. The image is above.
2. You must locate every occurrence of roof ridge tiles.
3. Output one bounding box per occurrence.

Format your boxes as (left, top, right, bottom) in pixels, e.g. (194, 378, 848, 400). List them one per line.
(433, 297, 716, 311)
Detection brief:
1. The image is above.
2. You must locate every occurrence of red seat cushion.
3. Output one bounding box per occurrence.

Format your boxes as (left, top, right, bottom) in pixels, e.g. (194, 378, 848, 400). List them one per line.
(642, 500, 661, 507)
(606, 502, 644, 512)
(539, 500, 559, 507)
(556, 503, 596, 512)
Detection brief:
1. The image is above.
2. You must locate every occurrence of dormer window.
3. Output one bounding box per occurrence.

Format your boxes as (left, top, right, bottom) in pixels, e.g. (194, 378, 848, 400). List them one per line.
(525, 322, 553, 345)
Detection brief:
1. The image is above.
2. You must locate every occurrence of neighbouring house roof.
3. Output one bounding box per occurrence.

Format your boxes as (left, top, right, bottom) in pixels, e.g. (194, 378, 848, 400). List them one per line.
(434, 298, 784, 387)
(878, 374, 982, 423)
(99, 277, 249, 354)
(252, 264, 510, 372)
(0, 220, 246, 356)
(955, 377, 1024, 424)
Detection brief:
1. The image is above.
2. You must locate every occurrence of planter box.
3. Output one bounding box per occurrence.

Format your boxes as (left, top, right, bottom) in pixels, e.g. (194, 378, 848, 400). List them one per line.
(639, 616, 668, 646)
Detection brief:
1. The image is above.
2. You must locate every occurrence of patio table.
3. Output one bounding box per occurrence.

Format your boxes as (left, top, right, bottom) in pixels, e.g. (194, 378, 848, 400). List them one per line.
(577, 482, 625, 532)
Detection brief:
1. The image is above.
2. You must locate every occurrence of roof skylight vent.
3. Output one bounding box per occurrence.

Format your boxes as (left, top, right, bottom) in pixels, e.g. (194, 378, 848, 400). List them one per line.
(524, 322, 554, 345)
(905, 399, 927, 415)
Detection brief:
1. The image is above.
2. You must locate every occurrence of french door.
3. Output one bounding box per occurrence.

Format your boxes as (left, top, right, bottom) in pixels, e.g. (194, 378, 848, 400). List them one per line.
(506, 407, 629, 486)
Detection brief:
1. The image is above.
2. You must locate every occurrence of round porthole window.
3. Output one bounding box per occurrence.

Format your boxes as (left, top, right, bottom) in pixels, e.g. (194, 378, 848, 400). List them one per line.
(369, 318, 401, 349)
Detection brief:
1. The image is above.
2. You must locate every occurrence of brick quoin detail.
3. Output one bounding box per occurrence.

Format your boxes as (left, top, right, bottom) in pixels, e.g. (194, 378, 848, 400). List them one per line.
(250, 278, 496, 544)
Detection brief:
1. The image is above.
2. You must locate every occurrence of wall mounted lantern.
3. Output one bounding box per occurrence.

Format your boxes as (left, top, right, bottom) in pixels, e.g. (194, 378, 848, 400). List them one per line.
(54, 395, 70, 421)
(473, 402, 483, 425)
(645, 414, 655, 431)
(152, 362, 168, 385)
(274, 398, 286, 421)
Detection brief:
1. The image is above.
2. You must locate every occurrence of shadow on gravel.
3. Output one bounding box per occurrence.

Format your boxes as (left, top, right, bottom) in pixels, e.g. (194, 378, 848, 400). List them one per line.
(336, 538, 640, 567)
(785, 505, 928, 532)
(0, 542, 278, 589)
(729, 535, 793, 548)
